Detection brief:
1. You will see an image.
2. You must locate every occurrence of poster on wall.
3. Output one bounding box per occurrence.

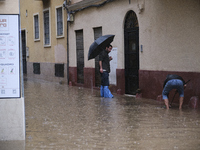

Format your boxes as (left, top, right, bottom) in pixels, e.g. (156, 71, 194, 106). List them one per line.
(0, 15, 20, 98)
(109, 47, 117, 85)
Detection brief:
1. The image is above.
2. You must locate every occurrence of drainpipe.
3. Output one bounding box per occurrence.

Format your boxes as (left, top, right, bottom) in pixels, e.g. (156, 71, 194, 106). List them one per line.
(63, 0, 70, 84)
(66, 18, 69, 84)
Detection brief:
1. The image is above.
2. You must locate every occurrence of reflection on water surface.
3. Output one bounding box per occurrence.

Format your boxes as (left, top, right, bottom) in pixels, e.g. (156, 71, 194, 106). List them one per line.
(8, 79, 200, 150)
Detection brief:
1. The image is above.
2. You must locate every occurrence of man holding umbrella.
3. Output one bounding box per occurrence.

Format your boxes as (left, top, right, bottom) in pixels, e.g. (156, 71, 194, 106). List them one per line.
(88, 34, 115, 98)
(99, 44, 114, 98)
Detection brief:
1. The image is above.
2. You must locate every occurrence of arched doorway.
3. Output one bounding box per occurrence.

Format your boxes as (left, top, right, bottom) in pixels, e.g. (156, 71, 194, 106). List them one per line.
(124, 11, 139, 95)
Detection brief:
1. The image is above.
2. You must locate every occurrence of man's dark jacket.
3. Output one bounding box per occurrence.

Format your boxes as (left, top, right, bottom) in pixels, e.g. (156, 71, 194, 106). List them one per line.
(99, 49, 110, 73)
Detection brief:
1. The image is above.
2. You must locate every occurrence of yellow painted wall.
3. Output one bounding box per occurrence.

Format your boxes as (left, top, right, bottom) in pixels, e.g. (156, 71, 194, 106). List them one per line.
(20, 0, 67, 63)
(0, 0, 19, 14)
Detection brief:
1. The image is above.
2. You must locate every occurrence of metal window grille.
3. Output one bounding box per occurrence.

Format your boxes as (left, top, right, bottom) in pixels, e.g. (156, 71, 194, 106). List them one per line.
(57, 7, 63, 36)
(44, 11, 50, 45)
(33, 63, 40, 74)
(55, 64, 64, 77)
(124, 11, 139, 29)
(34, 15, 39, 39)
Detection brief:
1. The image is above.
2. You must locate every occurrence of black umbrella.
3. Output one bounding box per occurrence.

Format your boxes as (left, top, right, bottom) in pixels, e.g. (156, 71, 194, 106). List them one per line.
(88, 34, 115, 60)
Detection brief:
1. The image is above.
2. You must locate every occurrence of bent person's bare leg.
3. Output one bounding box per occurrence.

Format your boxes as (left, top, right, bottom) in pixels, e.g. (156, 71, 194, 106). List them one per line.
(179, 97, 184, 109)
(164, 99, 169, 109)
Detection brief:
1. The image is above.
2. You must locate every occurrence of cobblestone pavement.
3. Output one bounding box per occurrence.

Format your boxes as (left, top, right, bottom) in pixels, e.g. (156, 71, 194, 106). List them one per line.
(1, 79, 200, 150)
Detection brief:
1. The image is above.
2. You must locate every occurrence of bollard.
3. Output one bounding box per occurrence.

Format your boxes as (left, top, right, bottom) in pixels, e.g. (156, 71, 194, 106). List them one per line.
(188, 96, 199, 109)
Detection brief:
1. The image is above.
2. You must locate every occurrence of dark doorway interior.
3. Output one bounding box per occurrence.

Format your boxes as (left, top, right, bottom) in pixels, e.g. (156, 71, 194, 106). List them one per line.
(21, 30, 27, 74)
(55, 64, 64, 77)
(124, 11, 139, 95)
(93, 27, 102, 87)
(76, 30, 84, 84)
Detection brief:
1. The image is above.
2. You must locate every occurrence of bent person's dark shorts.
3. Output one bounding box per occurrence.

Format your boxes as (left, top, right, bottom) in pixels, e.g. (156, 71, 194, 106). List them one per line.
(162, 79, 184, 99)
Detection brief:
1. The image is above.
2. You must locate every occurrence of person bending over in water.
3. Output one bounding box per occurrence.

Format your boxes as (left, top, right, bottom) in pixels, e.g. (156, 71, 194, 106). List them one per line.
(162, 74, 186, 109)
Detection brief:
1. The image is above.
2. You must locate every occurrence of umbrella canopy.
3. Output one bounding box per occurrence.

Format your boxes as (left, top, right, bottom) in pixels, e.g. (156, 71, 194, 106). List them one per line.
(88, 34, 115, 60)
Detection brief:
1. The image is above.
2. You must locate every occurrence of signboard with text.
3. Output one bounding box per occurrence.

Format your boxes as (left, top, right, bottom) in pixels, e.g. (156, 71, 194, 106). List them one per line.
(0, 15, 20, 98)
(109, 47, 117, 85)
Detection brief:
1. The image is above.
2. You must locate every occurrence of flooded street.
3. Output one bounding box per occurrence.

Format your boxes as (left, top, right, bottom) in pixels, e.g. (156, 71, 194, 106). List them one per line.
(2, 79, 200, 150)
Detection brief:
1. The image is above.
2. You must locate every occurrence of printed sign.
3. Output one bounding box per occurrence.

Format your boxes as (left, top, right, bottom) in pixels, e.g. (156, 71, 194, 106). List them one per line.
(109, 47, 117, 85)
(0, 15, 20, 98)
(0, 16, 9, 31)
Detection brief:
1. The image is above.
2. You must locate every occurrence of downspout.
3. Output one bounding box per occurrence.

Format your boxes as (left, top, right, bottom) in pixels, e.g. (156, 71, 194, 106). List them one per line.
(67, 18, 69, 84)
(63, 0, 70, 84)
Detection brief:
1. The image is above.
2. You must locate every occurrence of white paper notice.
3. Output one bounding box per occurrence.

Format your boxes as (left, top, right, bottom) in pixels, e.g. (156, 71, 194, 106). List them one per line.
(109, 47, 117, 85)
(0, 15, 20, 98)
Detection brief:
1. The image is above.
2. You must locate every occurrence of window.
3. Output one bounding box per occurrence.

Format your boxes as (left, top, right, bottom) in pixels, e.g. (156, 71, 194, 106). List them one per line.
(56, 7, 63, 37)
(33, 63, 40, 74)
(55, 64, 64, 77)
(43, 9, 50, 46)
(33, 14, 39, 40)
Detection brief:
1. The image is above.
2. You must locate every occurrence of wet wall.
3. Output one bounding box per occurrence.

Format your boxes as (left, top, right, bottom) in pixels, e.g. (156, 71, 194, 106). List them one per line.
(139, 70, 200, 105)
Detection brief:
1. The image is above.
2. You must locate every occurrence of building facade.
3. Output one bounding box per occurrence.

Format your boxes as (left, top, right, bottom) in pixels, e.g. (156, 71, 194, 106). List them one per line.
(20, 0, 68, 83)
(21, 0, 200, 104)
(66, 0, 200, 104)
(0, 0, 25, 141)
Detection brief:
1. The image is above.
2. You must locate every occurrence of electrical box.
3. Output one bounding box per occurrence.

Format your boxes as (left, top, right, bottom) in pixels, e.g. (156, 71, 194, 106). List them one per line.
(26, 46, 29, 57)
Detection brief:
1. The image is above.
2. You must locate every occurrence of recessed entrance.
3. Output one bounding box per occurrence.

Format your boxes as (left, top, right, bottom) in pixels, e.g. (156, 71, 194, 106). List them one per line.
(76, 30, 84, 84)
(93, 27, 102, 87)
(124, 11, 139, 95)
(21, 30, 27, 74)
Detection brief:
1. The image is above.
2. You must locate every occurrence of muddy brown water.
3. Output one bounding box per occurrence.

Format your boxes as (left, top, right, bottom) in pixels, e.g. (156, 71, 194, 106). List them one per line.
(1, 79, 200, 150)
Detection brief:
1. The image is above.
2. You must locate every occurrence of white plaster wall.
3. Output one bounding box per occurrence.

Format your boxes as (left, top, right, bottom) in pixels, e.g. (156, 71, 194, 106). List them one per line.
(0, 140, 25, 150)
(140, 0, 200, 72)
(68, 0, 140, 69)
(69, 0, 200, 72)
(0, 98, 25, 140)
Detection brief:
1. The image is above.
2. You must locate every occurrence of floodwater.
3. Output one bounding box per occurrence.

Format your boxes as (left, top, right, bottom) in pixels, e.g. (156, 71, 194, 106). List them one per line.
(1, 79, 200, 150)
